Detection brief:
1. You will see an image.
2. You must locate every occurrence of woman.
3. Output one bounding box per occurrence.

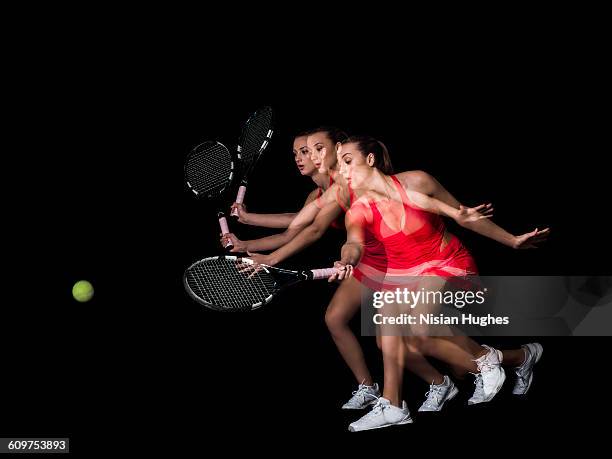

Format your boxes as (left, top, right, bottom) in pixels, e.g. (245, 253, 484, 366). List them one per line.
(222, 127, 347, 253)
(229, 130, 323, 229)
(245, 135, 547, 431)
(332, 136, 548, 431)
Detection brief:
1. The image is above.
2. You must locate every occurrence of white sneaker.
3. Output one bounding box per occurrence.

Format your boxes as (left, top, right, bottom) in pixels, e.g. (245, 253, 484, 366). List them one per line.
(513, 343, 543, 395)
(468, 345, 506, 405)
(342, 382, 381, 409)
(348, 397, 412, 432)
(418, 375, 459, 412)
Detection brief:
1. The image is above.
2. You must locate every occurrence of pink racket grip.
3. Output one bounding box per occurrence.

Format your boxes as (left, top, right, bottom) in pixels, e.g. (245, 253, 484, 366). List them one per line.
(230, 185, 247, 217)
(218, 215, 233, 250)
(311, 268, 338, 280)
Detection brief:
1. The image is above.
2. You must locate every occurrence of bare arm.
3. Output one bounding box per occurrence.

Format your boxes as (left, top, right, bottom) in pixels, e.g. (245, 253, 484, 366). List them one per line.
(243, 183, 349, 266)
(236, 210, 298, 228)
(340, 210, 365, 265)
(401, 171, 549, 248)
(222, 190, 326, 252)
(229, 189, 319, 229)
(263, 200, 344, 265)
(327, 206, 367, 281)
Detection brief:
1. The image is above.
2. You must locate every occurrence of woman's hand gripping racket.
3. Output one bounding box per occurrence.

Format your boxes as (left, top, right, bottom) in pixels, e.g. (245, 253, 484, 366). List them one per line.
(184, 255, 337, 311)
(230, 106, 274, 217)
(185, 141, 235, 250)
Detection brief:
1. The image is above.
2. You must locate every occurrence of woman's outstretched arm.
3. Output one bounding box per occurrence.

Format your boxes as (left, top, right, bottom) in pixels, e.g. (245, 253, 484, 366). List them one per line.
(243, 183, 350, 265)
(403, 182, 550, 249)
(248, 199, 344, 266)
(327, 205, 367, 282)
(220, 188, 329, 252)
(228, 188, 320, 229)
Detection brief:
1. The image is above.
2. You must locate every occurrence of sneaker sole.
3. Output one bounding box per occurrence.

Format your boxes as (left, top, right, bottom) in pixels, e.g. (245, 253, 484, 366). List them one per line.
(512, 343, 543, 395)
(418, 385, 459, 412)
(348, 417, 413, 432)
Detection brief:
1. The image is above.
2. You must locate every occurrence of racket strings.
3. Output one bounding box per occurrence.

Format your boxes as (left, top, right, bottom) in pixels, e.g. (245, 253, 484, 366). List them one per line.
(186, 258, 276, 310)
(239, 108, 273, 165)
(186, 143, 232, 196)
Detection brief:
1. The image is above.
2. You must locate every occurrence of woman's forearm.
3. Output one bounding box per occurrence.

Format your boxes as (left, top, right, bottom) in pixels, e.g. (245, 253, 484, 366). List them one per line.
(460, 219, 517, 248)
(267, 224, 326, 265)
(340, 242, 362, 266)
(268, 200, 344, 264)
(404, 172, 519, 249)
(242, 227, 303, 252)
(242, 212, 297, 228)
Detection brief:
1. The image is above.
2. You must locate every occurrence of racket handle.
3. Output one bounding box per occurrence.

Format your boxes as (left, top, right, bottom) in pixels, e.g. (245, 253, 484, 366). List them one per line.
(231, 185, 247, 217)
(311, 268, 338, 280)
(218, 213, 233, 250)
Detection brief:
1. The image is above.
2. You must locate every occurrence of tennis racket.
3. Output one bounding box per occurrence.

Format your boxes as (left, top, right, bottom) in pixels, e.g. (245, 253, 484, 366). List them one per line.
(230, 106, 274, 216)
(184, 255, 337, 311)
(185, 141, 235, 250)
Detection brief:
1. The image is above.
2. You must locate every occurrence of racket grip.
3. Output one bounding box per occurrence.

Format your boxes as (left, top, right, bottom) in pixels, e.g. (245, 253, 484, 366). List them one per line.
(218, 213, 233, 250)
(311, 268, 338, 280)
(231, 186, 247, 217)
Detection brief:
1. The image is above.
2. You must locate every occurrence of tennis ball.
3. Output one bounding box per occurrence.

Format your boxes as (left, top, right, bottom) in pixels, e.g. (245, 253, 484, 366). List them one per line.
(72, 280, 94, 302)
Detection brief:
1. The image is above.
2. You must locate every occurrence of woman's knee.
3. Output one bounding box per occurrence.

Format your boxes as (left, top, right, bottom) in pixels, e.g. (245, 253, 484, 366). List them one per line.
(404, 336, 430, 354)
(325, 309, 349, 334)
(380, 335, 405, 356)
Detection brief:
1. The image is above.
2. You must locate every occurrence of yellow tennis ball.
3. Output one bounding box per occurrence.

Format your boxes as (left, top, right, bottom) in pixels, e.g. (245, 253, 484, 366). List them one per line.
(72, 280, 94, 302)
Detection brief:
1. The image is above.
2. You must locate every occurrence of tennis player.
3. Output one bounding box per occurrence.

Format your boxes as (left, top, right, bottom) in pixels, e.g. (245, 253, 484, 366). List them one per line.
(239, 133, 546, 430)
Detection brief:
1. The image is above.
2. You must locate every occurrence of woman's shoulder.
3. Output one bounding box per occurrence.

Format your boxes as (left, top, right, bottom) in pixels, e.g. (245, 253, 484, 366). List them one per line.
(309, 186, 322, 198)
(303, 187, 323, 207)
(394, 170, 437, 194)
(346, 197, 374, 225)
(348, 191, 377, 209)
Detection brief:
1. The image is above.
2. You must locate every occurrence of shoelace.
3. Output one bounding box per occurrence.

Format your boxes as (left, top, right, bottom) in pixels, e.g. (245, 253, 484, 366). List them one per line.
(475, 357, 495, 373)
(514, 349, 530, 376)
(514, 377, 527, 390)
(471, 372, 484, 397)
(513, 348, 536, 391)
(350, 383, 376, 403)
(474, 347, 501, 374)
(514, 368, 528, 389)
(422, 383, 444, 408)
(363, 397, 389, 419)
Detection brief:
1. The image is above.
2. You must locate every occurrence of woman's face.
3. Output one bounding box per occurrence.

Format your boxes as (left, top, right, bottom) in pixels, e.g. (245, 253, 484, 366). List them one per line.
(337, 142, 373, 189)
(307, 132, 338, 174)
(293, 136, 316, 176)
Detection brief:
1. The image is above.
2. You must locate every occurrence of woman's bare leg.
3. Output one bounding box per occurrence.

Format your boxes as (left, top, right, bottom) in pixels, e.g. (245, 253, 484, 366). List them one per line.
(325, 276, 373, 385)
(418, 337, 480, 373)
(380, 334, 406, 406)
(433, 338, 527, 373)
(377, 335, 445, 385)
(403, 338, 445, 385)
(404, 277, 484, 374)
(501, 348, 526, 367)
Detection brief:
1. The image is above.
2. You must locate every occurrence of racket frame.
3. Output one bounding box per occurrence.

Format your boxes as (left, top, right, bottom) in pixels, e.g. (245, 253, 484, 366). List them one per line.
(183, 255, 334, 311)
(231, 107, 274, 216)
(184, 141, 235, 250)
(185, 141, 235, 199)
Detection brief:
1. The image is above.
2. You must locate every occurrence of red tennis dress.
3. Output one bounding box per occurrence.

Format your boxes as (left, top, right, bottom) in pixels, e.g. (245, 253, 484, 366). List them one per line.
(349, 175, 478, 291)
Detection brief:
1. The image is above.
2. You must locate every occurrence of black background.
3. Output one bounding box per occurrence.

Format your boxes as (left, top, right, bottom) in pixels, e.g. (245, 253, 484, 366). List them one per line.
(3, 29, 610, 452)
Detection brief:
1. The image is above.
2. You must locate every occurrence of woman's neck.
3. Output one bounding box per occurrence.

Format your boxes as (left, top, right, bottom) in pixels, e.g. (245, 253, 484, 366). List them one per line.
(311, 170, 331, 190)
(359, 169, 394, 198)
(372, 169, 392, 191)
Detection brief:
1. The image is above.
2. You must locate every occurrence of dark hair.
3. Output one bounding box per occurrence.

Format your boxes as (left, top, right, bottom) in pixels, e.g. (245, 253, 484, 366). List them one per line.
(341, 135, 394, 175)
(306, 126, 349, 144)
